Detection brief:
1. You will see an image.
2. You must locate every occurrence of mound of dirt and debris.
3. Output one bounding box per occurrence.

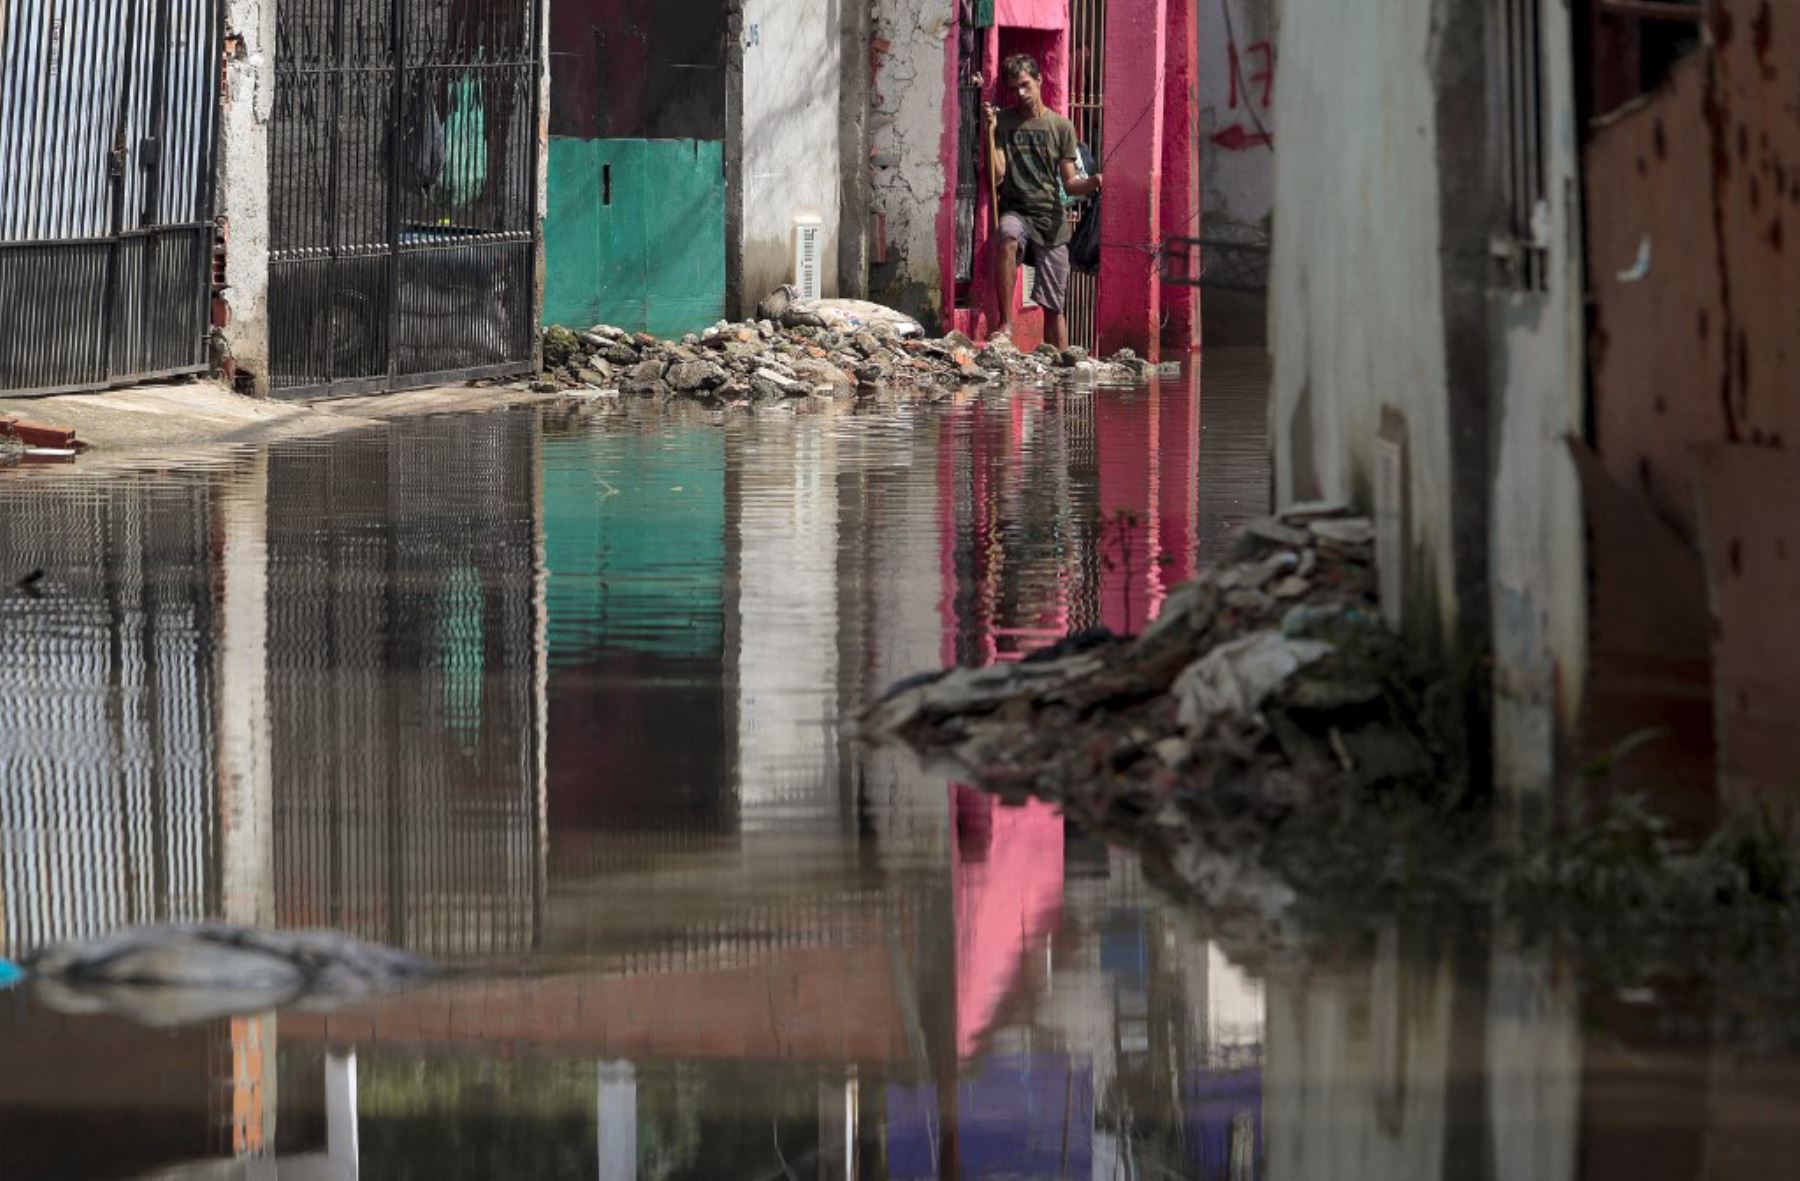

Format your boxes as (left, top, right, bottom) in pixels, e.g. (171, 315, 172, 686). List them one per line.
(534, 288, 1154, 402)
(18, 924, 437, 1027)
(860, 504, 1456, 938)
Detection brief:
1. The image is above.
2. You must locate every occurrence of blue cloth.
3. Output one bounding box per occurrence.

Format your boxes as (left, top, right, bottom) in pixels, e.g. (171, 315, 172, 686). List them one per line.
(0, 960, 24, 988)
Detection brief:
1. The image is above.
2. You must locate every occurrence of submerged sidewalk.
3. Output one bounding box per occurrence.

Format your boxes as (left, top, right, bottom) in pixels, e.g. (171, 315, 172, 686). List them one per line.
(0, 379, 555, 464)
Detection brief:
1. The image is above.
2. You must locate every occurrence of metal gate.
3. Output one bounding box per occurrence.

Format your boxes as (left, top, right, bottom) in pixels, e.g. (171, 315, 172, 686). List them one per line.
(0, 0, 223, 396)
(1066, 0, 1106, 354)
(269, 0, 539, 398)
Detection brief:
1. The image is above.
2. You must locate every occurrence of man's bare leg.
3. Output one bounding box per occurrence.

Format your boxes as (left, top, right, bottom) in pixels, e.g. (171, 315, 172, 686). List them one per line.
(995, 237, 1020, 337)
(1047, 312, 1068, 351)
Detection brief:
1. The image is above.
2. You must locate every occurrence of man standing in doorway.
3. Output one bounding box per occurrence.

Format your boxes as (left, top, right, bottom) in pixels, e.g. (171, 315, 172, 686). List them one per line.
(983, 54, 1102, 349)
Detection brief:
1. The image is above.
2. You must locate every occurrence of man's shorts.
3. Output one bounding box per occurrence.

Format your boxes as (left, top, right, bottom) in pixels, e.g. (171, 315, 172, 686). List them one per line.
(1000, 212, 1071, 315)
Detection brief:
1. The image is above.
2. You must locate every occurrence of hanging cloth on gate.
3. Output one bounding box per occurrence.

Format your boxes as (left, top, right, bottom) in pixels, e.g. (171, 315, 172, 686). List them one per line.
(435, 74, 489, 210)
(1069, 144, 1101, 274)
(959, 0, 995, 64)
(391, 75, 446, 196)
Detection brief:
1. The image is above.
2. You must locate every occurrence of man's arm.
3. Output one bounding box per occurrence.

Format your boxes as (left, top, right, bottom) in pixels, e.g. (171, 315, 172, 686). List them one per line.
(1061, 158, 1102, 198)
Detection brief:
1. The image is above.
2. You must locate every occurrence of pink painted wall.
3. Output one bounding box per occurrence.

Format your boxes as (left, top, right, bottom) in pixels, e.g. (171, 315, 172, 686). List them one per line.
(1097, 0, 1168, 360)
(1158, 0, 1199, 352)
(998, 0, 1068, 29)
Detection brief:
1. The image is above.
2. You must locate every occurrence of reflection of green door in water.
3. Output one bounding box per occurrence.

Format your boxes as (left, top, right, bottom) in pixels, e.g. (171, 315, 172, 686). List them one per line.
(542, 428, 725, 663)
(545, 138, 726, 337)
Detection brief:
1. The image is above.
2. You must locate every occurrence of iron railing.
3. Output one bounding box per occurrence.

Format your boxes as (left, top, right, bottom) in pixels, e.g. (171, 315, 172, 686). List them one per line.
(1161, 229, 1271, 292)
(0, 475, 223, 956)
(0, 0, 223, 395)
(1066, 0, 1106, 352)
(267, 415, 545, 957)
(269, 0, 540, 398)
(954, 81, 981, 286)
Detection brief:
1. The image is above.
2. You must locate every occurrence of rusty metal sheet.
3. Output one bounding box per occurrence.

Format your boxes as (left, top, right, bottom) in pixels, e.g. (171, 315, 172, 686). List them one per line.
(1584, 55, 1726, 542)
(1694, 443, 1800, 810)
(1584, 0, 1800, 540)
(1709, 0, 1799, 452)
(1570, 441, 1718, 836)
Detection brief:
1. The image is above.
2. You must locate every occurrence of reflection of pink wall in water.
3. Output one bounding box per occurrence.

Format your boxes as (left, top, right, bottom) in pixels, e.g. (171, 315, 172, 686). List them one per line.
(1097, 383, 1199, 634)
(951, 788, 1066, 1058)
(934, 389, 1070, 1060)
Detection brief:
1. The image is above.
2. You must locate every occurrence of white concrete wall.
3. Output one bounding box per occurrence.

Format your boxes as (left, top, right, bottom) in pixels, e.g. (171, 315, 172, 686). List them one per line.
(1268, 0, 1459, 645)
(218, 0, 276, 394)
(1197, 0, 1276, 237)
(740, 0, 846, 306)
(1489, 0, 1587, 801)
(868, 0, 955, 321)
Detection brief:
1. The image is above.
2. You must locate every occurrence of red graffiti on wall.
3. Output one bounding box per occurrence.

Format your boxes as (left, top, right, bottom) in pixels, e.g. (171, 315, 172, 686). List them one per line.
(1213, 39, 1274, 151)
(1228, 41, 1275, 110)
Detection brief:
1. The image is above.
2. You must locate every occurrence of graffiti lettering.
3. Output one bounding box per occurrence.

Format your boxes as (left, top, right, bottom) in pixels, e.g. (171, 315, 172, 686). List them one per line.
(1227, 41, 1274, 111)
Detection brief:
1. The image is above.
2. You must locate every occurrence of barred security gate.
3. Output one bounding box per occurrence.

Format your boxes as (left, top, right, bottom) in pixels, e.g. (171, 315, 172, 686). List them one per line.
(269, 0, 539, 398)
(1066, 0, 1106, 353)
(0, 0, 222, 396)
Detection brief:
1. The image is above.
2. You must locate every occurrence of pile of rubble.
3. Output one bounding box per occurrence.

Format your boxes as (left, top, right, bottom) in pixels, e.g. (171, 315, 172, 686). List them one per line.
(535, 292, 1153, 402)
(20, 923, 437, 1027)
(860, 505, 1448, 928)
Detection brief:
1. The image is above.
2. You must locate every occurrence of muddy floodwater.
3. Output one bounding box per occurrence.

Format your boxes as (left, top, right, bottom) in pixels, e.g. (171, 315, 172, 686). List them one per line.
(2, 357, 1798, 1179)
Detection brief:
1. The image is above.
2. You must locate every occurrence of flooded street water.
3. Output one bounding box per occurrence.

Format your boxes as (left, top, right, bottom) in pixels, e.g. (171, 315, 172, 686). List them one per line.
(2, 356, 1799, 1180)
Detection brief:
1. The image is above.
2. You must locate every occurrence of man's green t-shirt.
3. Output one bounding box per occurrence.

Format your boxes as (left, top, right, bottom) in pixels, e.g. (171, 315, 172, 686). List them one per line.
(997, 108, 1079, 249)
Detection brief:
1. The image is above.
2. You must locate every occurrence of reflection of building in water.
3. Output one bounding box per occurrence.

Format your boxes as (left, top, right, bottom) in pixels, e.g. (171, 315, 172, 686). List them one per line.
(1194, 348, 1274, 566)
(1262, 930, 1586, 1181)
(541, 422, 735, 880)
(266, 417, 547, 958)
(731, 412, 846, 831)
(0, 471, 226, 955)
(934, 381, 1202, 664)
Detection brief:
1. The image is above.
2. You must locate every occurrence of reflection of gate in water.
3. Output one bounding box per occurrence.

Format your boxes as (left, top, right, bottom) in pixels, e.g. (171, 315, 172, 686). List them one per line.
(0, 0, 223, 395)
(268, 0, 540, 398)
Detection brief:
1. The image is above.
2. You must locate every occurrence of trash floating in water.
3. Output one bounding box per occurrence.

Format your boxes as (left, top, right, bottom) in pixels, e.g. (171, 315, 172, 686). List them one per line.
(21, 924, 437, 1027)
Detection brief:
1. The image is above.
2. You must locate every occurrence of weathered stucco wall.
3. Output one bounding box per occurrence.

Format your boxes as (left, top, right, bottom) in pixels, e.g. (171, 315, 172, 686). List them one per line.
(218, 0, 277, 394)
(1269, 0, 1459, 649)
(867, 0, 955, 326)
(1489, 0, 1587, 803)
(740, 0, 845, 309)
(1273, 0, 1590, 793)
(1197, 0, 1275, 236)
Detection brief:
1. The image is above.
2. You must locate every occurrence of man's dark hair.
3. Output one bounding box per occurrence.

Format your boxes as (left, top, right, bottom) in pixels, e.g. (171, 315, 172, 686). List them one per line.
(1001, 54, 1041, 83)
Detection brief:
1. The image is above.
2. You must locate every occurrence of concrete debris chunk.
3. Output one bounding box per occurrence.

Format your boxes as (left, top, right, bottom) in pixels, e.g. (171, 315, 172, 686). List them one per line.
(1173, 631, 1336, 731)
(1309, 517, 1376, 546)
(23, 924, 436, 1027)
(1246, 519, 1312, 549)
(859, 504, 1442, 926)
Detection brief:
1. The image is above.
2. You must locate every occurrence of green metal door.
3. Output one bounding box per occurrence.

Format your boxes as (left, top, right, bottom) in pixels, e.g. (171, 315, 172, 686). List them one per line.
(544, 1, 728, 337)
(545, 138, 725, 336)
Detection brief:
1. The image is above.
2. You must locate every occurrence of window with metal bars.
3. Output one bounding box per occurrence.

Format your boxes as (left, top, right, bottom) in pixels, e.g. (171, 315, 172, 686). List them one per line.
(955, 81, 982, 285)
(1494, 0, 1550, 291)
